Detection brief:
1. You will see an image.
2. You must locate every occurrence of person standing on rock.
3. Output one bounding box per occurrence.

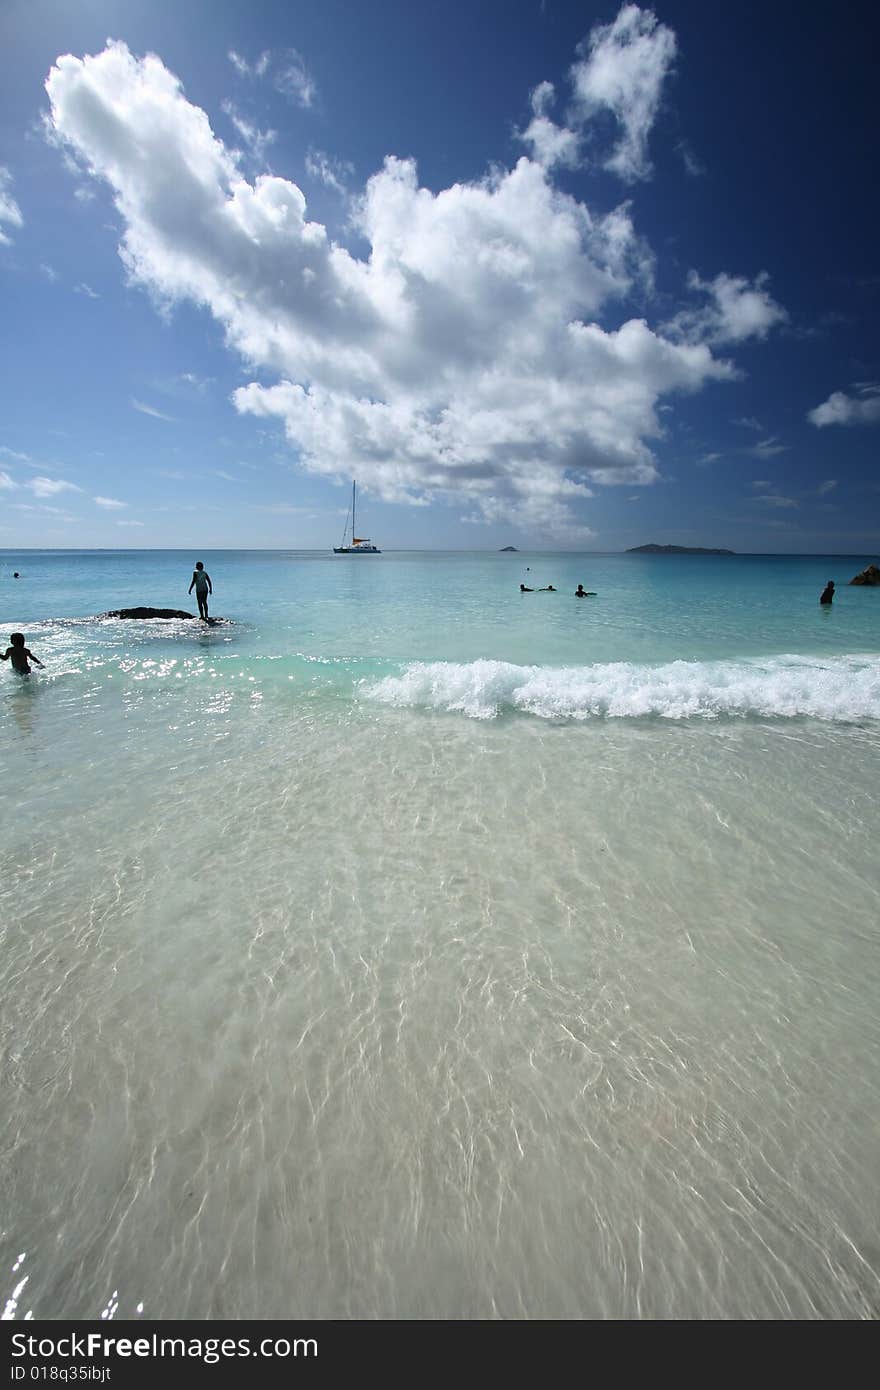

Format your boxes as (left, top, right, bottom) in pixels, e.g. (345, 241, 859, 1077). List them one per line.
(188, 561, 213, 620)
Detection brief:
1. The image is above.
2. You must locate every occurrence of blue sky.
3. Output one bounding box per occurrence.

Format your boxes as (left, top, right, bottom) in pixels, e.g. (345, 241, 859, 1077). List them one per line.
(0, 0, 877, 551)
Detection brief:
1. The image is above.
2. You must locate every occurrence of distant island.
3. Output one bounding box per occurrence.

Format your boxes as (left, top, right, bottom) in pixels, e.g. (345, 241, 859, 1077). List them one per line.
(626, 544, 735, 555)
(499, 546, 518, 552)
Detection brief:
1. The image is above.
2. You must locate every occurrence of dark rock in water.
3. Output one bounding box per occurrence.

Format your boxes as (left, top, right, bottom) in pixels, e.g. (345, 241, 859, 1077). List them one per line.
(849, 564, 880, 586)
(499, 546, 518, 552)
(103, 607, 196, 620)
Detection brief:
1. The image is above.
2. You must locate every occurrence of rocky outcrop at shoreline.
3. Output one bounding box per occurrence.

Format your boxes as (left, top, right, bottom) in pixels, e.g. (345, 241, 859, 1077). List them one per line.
(102, 607, 196, 619)
(848, 565, 880, 586)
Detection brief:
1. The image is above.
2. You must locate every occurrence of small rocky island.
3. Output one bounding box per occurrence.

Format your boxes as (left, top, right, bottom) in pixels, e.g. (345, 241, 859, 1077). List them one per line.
(849, 564, 880, 585)
(626, 544, 736, 555)
(101, 608, 227, 623)
(499, 546, 518, 552)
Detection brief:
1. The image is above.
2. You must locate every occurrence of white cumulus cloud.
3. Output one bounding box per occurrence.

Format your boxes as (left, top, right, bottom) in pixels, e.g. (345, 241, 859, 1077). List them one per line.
(665, 271, 788, 346)
(808, 384, 880, 427)
(518, 81, 581, 171)
(46, 38, 751, 534)
(570, 4, 677, 182)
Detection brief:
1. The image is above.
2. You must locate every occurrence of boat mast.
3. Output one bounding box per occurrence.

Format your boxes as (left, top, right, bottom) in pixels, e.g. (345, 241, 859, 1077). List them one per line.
(352, 479, 356, 542)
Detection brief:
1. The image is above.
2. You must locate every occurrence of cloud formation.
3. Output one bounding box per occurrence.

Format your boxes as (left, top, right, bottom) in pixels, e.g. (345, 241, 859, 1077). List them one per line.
(228, 47, 316, 107)
(222, 101, 277, 165)
(94, 495, 126, 508)
(518, 6, 676, 180)
(518, 82, 581, 171)
(0, 166, 24, 245)
(46, 32, 766, 534)
(570, 4, 677, 182)
(131, 398, 176, 422)
(29, 476, 81, 498)
(305, 149, 354, 196)
(808, 383, 880, 427)
(666, 272, 787, 347)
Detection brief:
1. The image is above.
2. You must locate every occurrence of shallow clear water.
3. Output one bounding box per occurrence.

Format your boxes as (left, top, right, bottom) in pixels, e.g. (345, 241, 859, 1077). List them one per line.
(2, 550, 879, 1319)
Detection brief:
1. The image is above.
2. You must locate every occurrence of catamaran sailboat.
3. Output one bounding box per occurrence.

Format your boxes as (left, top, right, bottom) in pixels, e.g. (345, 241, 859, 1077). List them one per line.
(333, 480, 381, 553)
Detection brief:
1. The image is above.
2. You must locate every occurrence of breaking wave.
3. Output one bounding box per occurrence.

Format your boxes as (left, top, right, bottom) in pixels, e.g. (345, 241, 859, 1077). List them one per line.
(363, 654, 880, 721)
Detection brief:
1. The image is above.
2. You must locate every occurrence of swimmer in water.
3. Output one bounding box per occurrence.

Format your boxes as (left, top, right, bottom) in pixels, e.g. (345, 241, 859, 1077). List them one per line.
(819, 580, 835, 605)
(520, 583, 533, 592)
(2, 632, 44, 674)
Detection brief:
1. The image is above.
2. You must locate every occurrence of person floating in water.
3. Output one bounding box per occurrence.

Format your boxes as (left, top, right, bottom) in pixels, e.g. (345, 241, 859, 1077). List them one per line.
(520, 583, 533, 592)
(820, 580, 835, 605)
(575, 584, 587, 596)
(188, 561, 213, 620)
(539, 584, 556, 591)
(2, 633, 44, 674)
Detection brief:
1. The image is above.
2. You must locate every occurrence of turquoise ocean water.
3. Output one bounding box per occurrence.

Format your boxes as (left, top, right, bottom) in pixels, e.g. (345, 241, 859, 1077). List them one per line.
(2, 549, 879, 1318)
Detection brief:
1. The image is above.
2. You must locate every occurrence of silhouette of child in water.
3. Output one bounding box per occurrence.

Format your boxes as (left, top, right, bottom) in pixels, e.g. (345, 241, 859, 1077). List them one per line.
(188, 561, 213, 620)
(2, 633, 44, 674)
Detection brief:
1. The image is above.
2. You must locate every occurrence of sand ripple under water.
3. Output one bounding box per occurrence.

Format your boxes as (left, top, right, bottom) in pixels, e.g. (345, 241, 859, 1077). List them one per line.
(2, 687, 879, 1319)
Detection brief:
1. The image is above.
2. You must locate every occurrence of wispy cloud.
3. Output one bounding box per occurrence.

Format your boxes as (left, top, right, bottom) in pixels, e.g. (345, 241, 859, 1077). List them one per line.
(748, 436, 789, 459)
(0, 166, 23, 245)
(675, 140, 705, 177)
(117, 519, 144, 527)
(131, 398, 176, 422)
(732, 416, 764, 431)
(221, 101, 276, 164)
(749, 493, 798, 509)
(816, 479, 838, 495)
(29, 476, 82, 498)
(228, 46, 316, 108)
(274, 50, 317, 108)
(228, 49, 270, 80)
(0, 470, 17, 489)
(305, 149, 354, 196)
(94, 495, 126, 509)
(74, 282, 99, 298)
(40, 263, 59, 282)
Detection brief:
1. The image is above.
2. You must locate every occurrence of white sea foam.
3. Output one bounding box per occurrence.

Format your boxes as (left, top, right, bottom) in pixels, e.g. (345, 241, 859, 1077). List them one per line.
(364, 654, 880, 721)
